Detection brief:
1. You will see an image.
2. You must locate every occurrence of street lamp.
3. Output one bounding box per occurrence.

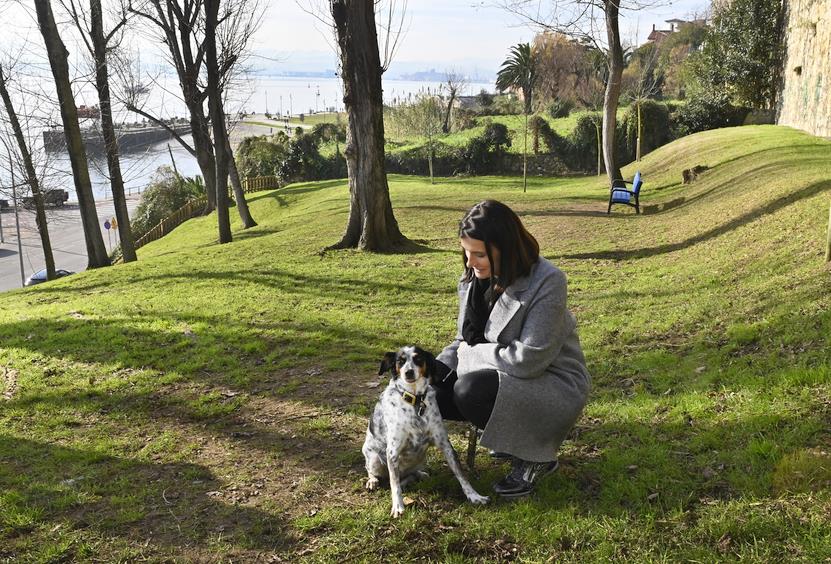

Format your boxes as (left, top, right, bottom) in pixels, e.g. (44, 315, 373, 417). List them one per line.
(1, 139, 25, 287)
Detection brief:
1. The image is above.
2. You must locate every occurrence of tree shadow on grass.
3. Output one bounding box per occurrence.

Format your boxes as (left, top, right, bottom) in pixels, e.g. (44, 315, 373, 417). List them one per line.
(0, 435, 292, 558)
(563, 179, 831, 261)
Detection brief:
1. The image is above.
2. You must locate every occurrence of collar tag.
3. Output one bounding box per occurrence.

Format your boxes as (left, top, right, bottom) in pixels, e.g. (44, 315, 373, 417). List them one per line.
(401, 391, 426, 416)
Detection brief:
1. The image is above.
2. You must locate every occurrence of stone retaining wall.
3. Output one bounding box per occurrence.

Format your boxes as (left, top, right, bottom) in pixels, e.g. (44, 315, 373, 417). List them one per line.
(777, 0, 831, 137)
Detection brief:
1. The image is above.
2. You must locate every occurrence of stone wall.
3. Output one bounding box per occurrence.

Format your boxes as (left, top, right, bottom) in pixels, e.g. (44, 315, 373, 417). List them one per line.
(777, 0, 831, 137)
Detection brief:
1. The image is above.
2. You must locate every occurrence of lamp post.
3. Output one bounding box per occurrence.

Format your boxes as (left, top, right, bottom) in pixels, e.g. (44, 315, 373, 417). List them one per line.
(2, 141, 25, 287)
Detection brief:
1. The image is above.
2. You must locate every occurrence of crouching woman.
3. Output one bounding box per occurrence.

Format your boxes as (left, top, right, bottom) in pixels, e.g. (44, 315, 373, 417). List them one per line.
(433, 200, 591, 497)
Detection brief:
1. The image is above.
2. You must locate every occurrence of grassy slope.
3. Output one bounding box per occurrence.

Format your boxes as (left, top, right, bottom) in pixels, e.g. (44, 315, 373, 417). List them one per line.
(1, 125, 830, 561)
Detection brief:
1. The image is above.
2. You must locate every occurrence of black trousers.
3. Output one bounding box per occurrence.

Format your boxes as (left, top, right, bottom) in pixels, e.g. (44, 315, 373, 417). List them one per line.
(432, 361, 499, 430)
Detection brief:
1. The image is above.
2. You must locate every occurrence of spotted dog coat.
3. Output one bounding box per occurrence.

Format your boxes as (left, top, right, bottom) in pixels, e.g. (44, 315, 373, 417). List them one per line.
(363, 345, 489, 518)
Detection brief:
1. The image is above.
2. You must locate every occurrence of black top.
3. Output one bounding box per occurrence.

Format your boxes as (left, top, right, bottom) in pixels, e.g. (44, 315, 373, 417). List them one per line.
(462, 276, 497, 345)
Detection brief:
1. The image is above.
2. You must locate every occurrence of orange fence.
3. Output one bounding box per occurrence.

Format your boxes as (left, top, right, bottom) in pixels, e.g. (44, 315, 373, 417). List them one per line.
(241, 175, 281, 193)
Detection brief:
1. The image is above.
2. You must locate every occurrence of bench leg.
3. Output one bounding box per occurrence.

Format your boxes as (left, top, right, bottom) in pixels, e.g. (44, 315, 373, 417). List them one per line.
(466, 424, 478, 471)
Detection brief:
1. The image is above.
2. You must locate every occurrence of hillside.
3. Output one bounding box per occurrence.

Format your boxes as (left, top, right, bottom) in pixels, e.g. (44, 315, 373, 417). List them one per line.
(1, 125, 830, 561)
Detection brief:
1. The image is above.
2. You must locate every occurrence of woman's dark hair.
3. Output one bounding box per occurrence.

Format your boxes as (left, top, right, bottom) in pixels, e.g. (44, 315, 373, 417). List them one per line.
(459, 200, 539, 293)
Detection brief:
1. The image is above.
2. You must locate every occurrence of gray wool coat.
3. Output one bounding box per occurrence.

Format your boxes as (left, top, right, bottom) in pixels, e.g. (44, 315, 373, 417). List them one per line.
(437, 257, 590, 462)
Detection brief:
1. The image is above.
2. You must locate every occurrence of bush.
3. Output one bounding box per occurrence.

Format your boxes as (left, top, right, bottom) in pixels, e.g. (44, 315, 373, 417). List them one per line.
(619, 100, 673, 162)
(476, 89, 495, 109)
(236, 133, 290, 178)
(459, 123, 512, 174)
(489, 94, 523, 116)
(567, 113, 602, 172)
(237, 129, 346, 185)
(131, 167, 205, 240)
(547, 98, 574, 119)
(673, 91, 750, 136)
(452, 109, 477, 131)
(529, 116, 570, 157)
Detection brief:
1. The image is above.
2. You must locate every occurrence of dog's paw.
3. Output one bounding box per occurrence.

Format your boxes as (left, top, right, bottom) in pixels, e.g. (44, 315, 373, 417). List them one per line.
(467, 492, 490, 505)
(365, 476, 380, 491)
(390, 501, 405, 518)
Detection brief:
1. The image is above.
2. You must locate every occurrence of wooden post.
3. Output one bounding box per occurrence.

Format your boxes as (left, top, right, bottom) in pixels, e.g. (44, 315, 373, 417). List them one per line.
(825, 198, 831, 262)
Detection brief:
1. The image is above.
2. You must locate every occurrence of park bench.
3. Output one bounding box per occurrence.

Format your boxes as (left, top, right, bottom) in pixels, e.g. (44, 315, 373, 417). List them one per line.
(607, 170, 643, 214)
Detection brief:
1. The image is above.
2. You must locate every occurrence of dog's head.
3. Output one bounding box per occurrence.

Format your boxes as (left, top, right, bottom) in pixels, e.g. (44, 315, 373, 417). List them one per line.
(378, 345, 436, 385)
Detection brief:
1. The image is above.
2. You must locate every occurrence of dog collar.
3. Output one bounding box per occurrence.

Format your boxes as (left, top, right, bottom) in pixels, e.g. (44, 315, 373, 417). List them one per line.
(401, 391, 427, 416)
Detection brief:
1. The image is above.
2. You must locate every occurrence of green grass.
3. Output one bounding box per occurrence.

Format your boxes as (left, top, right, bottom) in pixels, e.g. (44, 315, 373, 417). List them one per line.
(1, 124, 831, 561)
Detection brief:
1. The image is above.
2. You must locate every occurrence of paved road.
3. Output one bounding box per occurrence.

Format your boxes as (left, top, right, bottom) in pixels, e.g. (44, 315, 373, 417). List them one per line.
(0, 195, 142, 292)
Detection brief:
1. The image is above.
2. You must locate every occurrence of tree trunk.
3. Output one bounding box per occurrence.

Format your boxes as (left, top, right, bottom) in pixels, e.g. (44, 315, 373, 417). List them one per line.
(0, 64, 56, 279)
(225, 132, 257, 228)
(35, 0, 109, 268)
(825, 197, 831, 262)
(427, 139, 434, 184)
(90, 0, 136, 262)
(190, 111, 217, 211)
(205, 0, 231, 243)
(636, 99, 642, 162)
(595, 120, 602, 176)
(442, 91, 456, 134)
(330, 0, 406, 251)
(523, 111, 528, 193)
(602, 0, 623, 184)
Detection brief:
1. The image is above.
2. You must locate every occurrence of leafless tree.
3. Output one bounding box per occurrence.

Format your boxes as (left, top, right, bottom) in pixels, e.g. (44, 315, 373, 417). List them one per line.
(622, 41, 661, 161)
(204, 0, 231, 242)
(127, 0, 258, 231)
(0, 62, 56, 279)
(442, 69, 467, 133)
(300, 0, 408, 250)
(59, 0, 138, 262)
(500, 0, 662, 184)
(34, 0, 110, 268)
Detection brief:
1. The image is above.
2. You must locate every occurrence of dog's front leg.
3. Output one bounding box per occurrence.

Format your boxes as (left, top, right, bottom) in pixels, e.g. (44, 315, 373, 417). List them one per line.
(386, 445, 406, 518)
(433, 432, 490, 505)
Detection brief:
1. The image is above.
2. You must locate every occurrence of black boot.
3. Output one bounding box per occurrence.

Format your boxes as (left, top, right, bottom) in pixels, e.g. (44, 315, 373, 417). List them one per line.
(493, 457, 559, 497)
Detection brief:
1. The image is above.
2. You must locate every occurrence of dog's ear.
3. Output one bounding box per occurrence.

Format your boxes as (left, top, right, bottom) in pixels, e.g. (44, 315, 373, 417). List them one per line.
(422, 350, 437, 381)
(378, 351, 397, 376)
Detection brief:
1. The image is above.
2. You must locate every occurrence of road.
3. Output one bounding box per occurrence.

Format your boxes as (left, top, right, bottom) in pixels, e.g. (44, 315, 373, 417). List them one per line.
(0, 195, 142, 293)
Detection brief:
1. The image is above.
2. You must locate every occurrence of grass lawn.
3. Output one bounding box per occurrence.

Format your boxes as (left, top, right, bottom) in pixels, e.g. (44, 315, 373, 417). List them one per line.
(1, 125, 830, 561)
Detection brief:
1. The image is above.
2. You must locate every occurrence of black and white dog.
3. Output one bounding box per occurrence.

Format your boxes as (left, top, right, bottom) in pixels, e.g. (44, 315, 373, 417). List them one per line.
(363, 345, 489, 517)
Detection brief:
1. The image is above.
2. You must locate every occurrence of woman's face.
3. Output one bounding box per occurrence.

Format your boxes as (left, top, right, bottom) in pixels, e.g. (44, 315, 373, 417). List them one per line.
(461, 237, 500, 279)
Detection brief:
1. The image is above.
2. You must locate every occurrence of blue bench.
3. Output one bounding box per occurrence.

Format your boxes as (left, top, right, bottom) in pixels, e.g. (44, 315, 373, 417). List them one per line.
(607, 171, 643, 214)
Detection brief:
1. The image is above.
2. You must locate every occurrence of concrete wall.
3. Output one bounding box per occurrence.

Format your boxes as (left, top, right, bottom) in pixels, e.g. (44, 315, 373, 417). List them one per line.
(777, 0, 831, 137)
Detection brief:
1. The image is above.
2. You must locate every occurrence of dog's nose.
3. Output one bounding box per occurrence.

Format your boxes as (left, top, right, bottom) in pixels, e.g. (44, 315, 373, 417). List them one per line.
(405, 369, 415, 379)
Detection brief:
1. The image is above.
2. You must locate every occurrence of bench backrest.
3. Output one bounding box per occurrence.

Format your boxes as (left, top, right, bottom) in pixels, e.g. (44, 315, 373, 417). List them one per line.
(632, 171, 643, 194)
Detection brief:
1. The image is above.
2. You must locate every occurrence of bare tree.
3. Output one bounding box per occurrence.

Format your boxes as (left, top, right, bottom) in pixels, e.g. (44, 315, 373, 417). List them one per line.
(128, 0, 258, 230)
(441, 70, 467, 133)
(501, 0, 661, 184)
(59, 0, 138, 262)
(127, 0, 218, 211)
(204, 0, 231, 242)
(622, 42, 661, 161)
(34, 0, 109, 268)
(389, 92, 443, 184)
(327, 0, 407, 250)
(0, 62, 56, 279)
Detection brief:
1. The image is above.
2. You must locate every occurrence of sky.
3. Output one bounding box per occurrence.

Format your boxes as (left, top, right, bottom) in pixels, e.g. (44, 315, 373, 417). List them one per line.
(3, 0, 708, 79)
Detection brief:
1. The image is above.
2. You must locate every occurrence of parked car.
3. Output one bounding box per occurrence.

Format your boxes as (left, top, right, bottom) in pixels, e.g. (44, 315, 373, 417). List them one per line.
(24, 268, 74, 287)
(21, 189, 69, 208)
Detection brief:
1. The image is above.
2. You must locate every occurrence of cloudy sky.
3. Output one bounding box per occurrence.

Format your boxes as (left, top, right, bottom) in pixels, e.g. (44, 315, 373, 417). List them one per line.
(4, 0, 708, 78)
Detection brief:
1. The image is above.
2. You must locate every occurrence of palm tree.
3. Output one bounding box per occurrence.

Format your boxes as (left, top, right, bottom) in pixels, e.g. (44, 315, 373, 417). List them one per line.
(496, 43, 536, 192)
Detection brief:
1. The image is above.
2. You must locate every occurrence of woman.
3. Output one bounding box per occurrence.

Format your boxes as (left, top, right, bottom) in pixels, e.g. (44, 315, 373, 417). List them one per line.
(433, 200, 590, 498)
